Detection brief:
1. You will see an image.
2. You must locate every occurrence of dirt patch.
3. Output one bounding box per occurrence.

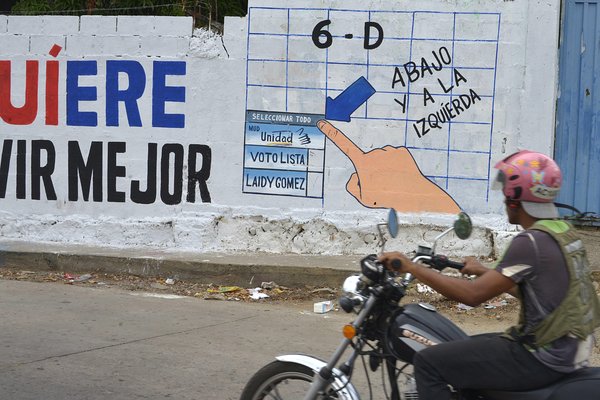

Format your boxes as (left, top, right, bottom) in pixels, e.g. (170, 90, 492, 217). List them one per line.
(2, 267, 597, 317)
(0, 267, 520, 318)
(0, 267, 340, 303)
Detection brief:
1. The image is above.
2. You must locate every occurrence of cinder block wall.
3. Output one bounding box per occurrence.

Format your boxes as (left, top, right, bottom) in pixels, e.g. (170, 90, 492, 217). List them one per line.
(0, 1, 561, 258)
(0, 15, 192, 57)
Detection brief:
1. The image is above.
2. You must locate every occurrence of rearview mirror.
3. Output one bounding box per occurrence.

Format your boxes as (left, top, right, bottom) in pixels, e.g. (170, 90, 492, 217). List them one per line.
(453, 212, 472, 240)
(387, 209, 399, 238)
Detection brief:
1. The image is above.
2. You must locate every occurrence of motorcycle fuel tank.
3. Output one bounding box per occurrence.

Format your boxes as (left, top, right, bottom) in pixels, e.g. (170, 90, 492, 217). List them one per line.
(387, 303, 469, 363)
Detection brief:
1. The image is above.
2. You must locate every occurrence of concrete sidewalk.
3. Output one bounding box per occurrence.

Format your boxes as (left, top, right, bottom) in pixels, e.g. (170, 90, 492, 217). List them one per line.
(0, 240, 361, 288)
(2, 224, 600, 289)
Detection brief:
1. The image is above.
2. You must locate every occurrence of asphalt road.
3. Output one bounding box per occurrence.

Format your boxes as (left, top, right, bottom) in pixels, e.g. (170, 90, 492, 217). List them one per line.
(2, 279, 598, 400)
(0, 280, 352, 400)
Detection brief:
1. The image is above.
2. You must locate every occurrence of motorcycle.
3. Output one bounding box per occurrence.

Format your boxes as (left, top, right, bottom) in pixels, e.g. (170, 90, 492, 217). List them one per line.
(239, 210, 600, 400)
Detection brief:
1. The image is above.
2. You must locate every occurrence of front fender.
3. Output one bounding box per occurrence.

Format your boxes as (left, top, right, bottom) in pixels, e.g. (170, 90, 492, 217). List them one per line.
(276, 354, 360, 400)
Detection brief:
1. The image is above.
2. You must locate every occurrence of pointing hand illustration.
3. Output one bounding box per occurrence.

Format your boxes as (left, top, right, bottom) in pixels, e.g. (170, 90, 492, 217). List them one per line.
(317, 120, 460, 214)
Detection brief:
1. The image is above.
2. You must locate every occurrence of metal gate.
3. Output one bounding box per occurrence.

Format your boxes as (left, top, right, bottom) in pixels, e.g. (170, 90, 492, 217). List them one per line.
(555, 0, 600, 223)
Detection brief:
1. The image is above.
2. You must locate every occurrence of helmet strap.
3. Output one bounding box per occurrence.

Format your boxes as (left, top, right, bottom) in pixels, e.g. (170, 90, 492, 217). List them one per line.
(505, 198, 521, 210)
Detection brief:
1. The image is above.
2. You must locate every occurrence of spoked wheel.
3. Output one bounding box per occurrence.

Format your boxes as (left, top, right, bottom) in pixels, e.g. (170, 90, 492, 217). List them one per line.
(239, 361, 340, 400)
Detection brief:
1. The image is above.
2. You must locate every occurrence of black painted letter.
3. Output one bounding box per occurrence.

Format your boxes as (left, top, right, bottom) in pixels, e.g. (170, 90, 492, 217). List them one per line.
(160, 144, 183, 205)
(68, 141, 103, 201)
(364, 22, 384, 49)
(107, 142, 126, 202)
(0, 140, 13, 198)
(31, 140, 57, 200)
(131, 143, 157, 204)
(187, 144, 212, 203)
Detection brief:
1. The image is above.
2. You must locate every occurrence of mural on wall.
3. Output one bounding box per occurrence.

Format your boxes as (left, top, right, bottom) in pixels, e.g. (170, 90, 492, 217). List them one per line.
(0, 45, 213, 205)
(0, 8, 562, 252)
(243, 5, 501, 213)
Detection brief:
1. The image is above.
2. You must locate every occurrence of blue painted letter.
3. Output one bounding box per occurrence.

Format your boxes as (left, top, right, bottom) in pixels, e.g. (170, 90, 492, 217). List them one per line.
(152, 61, 186, 128)
(67, 61, 98, 127)
(106, 60, 146, 127)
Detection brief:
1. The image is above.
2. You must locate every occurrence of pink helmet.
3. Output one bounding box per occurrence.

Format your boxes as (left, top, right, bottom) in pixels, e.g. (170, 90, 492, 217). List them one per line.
(493, 150, 562, 219)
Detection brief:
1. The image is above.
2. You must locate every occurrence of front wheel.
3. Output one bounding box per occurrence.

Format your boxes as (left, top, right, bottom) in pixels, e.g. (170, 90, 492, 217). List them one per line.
(239, 360, 340, 400)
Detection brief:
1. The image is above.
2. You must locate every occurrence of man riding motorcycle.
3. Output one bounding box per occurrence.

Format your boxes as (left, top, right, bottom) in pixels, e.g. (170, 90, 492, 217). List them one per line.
(379, 150, 600, 400)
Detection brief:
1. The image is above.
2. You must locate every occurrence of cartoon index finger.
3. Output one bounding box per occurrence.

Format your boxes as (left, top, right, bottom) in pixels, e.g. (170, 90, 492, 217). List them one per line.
(317, 120, 364, 162)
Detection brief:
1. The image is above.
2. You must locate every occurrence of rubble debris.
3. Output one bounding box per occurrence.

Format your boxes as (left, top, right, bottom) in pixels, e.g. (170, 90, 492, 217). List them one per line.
(313, 300, 334, 314)
(207, 286, 242, 293)
(75, 274, 93, 282)
(203, 293, 227, 301)
(311, 287, 336, 295)
(417, 284, 436, 294)
(248, 288, 269, 300)
(484, 300, 508, 309)
(261, 281, 277, 290)
(151, 283, 169, 290)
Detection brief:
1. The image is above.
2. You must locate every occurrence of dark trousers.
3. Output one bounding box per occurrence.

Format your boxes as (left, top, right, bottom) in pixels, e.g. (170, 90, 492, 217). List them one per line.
(413, 334, 566, 400)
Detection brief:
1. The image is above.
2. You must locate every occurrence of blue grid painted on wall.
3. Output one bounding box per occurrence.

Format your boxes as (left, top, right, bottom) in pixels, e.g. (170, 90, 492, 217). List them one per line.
(244, 6, 501, 202)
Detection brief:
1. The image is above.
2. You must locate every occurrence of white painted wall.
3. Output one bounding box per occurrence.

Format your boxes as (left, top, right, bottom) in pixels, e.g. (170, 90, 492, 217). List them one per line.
(0, 0, 560, 258)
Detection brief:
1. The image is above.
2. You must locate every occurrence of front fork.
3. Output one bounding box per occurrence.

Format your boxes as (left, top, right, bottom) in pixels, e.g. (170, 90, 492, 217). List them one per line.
(302, 296, 380, 400)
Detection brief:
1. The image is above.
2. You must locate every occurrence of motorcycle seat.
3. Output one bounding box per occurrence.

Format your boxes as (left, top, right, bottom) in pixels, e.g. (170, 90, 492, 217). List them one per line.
(480, 367, 600, 400)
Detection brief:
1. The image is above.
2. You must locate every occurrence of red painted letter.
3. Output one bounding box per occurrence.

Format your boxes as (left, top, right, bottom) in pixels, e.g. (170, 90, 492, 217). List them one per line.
(0, 60, 39, 125)
(45, 60, 59, 125)
(45, 45, 62, 126)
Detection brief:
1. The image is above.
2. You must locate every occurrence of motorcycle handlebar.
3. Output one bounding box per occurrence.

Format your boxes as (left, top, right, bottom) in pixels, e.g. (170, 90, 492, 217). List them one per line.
(429, 254, 464, 271)
(364, 253, 464, 289)
(412, 254, 464, 272)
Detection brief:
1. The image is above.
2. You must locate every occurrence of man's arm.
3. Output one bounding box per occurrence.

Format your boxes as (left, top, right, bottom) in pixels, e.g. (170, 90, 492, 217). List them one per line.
(462, 257, 520, 298)
(380, 253, 516, 307)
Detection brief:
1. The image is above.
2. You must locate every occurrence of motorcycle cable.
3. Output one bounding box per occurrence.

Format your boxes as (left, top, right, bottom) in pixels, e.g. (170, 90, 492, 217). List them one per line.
(328, 337, 375, 400)
(332, 339, 362, 393)
(382, 308, 418, 382)
(339, 294, 391, 400)
(360, 301, 404, 400)
(382, 358, 404, 400)
(338, 279, 401, 399)
(380, 321, 407, 400)
(359, 348, 375, 400)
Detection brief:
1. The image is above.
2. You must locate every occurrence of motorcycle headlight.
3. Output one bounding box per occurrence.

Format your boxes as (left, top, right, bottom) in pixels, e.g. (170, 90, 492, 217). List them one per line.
(340, 275, 366, 313)
(342, 275, 361, 296)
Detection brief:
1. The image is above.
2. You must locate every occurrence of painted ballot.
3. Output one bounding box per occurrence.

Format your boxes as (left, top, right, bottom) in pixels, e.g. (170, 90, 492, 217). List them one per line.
(243, 111, 326, 198)
(245, 5, 501, 209)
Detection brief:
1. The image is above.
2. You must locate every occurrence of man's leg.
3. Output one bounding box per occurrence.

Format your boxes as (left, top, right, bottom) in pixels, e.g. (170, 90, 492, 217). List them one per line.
(412, 334, 565, 400)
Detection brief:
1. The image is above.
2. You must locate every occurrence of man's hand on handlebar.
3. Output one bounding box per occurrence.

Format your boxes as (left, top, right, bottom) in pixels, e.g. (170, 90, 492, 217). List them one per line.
(461, 257, 491, 277)
(379, 253, 490, 277)
(378, 252, 414, 274)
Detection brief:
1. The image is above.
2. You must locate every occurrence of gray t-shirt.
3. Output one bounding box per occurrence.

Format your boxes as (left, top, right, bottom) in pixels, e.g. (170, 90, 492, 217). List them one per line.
(495, 229, 593, 372)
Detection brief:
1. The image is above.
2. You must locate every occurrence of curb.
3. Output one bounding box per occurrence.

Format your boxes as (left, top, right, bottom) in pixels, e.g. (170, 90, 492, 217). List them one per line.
(3, 247, 598, 289)
(0, 249, 360, 288)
